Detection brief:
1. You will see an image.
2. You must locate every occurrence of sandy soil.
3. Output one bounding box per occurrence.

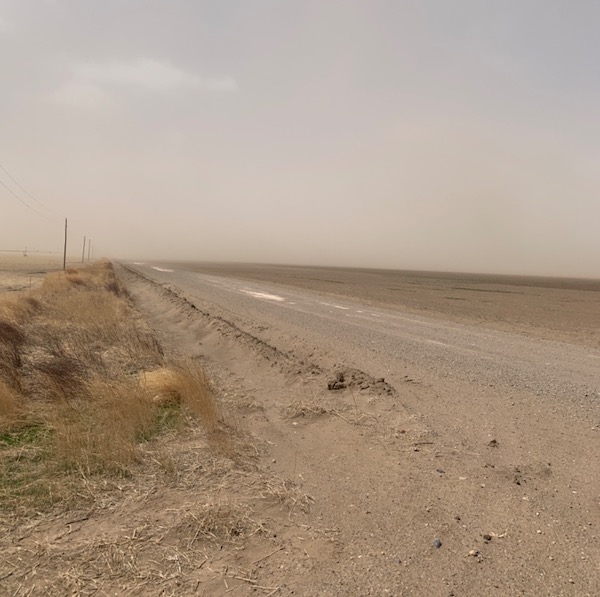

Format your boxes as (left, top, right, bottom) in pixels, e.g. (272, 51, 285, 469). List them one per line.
(2, 261, 599, 595)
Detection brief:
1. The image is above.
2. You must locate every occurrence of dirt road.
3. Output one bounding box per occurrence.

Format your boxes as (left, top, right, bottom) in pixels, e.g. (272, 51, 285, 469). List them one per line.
(120, 261, 600, 596)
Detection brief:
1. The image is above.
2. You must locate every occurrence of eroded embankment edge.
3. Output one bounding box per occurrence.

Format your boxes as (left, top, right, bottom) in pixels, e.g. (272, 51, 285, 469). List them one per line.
(117, 262, 397, 399)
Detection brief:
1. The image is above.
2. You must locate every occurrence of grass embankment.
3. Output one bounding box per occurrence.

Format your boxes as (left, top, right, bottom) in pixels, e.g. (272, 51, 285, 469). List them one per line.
(0, 261, 218, 512)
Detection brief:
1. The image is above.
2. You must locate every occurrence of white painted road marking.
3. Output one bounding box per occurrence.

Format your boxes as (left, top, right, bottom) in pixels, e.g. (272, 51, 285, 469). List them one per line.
(242, 290, 285, 302)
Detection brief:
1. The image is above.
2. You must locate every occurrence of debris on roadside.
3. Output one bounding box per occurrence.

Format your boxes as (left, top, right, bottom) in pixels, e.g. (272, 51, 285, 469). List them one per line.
(326, 368, 395, 396)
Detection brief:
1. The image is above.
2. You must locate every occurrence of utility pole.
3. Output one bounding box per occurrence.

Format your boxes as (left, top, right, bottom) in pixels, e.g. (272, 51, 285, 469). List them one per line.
(87, 239, 91, 262)
(81, 236, 86, 263)
(63, 218, 68, 270)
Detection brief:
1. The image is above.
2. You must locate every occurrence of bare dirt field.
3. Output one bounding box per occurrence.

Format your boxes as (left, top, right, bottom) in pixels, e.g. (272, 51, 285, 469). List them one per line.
(0, 254, 67, 292)
(2, 259, 599, 596)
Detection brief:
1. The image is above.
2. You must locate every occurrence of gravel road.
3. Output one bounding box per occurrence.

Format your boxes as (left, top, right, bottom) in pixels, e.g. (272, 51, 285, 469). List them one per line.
(126, 262, 600, 415)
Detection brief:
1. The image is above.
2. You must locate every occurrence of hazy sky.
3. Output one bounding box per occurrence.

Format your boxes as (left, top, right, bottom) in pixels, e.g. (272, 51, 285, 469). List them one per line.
(1, 1, 599, 276)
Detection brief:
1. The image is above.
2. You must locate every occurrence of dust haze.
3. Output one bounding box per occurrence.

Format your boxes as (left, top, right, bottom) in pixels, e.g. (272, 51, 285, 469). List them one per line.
(1, 1, 600, 278)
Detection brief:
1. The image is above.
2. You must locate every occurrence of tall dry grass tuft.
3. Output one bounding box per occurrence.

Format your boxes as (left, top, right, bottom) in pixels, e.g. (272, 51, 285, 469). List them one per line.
(0, 320, 25, 366)
(49, 379, 156, 475)
(0, 320, 26, 392)
(0, 379, 26, 431)
(40, 262, 121, 296)
(0, 295, 41, 324)
(36, 355, 88, 401)
(141, 361, 218, 432)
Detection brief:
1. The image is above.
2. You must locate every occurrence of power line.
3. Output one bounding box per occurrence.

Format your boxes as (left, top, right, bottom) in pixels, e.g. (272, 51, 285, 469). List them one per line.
(0, 176, 57, 222)
(0, 160, 59, 217)
(0, 161, 84, 265)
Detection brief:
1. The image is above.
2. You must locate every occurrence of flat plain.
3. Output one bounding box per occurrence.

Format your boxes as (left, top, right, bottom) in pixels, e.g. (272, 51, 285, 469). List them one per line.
(0, 253, 65, 292)
(2, 257, 599, 596)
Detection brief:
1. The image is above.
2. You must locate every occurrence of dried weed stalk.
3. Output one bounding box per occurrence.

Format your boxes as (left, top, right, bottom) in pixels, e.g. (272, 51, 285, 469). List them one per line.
(176, 501, 266, 544)
(285, 399, 329, 419)
(261, 476, 314, 513)
(141, 361, 218, 431)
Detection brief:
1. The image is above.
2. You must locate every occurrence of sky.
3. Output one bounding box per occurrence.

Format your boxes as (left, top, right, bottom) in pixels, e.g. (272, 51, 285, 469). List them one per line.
(1, 0, 599, 276)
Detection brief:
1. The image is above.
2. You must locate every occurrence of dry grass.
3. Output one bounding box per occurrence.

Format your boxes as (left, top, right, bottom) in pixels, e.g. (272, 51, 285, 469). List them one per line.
(0, 261, 220, 511)
(0, 378, 26, 430)
(47, 379, 157, 475)
(260, 476, 315, 513)
(0, 295, 41, 324)
(141, 361, 218, 431)
(175, 501, 265, 544)
(285, 399, 329, 419)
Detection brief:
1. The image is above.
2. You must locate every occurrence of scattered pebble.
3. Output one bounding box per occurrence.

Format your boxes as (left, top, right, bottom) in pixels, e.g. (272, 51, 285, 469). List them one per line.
(483, 534, 492, 542)
(468, 549, 479, 557)
(433, 538, 442, 549)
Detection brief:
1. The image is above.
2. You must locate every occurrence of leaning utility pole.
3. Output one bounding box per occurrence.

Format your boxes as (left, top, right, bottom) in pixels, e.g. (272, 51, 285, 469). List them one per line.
(63, 218, 68, 270)
(87, 239, 91, 262)
(81, 236, 86, 263)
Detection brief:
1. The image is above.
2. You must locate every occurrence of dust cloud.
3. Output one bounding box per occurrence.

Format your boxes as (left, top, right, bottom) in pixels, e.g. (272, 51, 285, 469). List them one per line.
(1, 1, 599, 278)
